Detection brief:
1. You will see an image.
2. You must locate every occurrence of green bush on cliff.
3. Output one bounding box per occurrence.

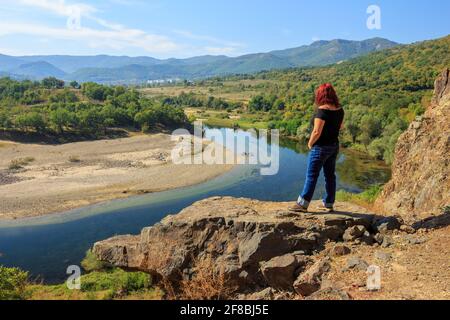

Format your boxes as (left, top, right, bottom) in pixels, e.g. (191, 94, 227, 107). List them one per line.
(26, 268, 160, 300)
(80, 250, 151, 295)
(80, 269, 152, 295)
(336, 185, 383, 205)
(0, 266, 30, 300)
(81, 250, 111, 273)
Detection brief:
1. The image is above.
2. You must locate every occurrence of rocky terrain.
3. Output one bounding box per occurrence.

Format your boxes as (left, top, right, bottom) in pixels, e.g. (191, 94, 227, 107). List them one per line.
(92, 70, 450, 300)
(93, 197, 449, 300)
(377, 69, 450, 223)
(93, 198, 380, 296)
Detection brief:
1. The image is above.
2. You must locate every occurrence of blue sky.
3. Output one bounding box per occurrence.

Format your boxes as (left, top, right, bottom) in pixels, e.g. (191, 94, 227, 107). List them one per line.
(0, 0, 449, 58)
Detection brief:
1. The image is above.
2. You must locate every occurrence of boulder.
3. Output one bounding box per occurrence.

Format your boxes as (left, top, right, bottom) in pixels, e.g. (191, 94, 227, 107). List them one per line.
(381, 235, 394, 248)
(328, 244, 351, 257)
(346, 257, 369, 271)
(244, 288, 275, 301)
(260, 253, 310, 291)
(400, 225, 416, 234)
(360, 231, 375, 246)
(374, 233, 384, 245)
(294, 257, 331, 296)
(343, 225, 367, 242)
(375, 251, 392, 263)
(238, 230, 292, 268)
(305, 287, 351, 300)
(373, 217, 402, 234)
(404, 235, 427, 245)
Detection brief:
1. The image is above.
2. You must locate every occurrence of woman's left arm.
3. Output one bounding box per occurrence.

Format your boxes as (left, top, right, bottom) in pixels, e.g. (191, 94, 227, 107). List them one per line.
(308, 118, 325, 149)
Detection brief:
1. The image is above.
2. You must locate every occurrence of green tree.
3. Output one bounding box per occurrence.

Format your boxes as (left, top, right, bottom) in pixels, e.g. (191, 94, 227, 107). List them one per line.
(49, 89, 79, 104)
(0, 111, 8, 129)
(14, 112, 46, 132)
(41, 77, 65, 89)
(102, 118, 115, 135)
(49, 108, 74, 133)
(70, 81, 81, 89)
(78, 108, 103, 133)
(358, 114, 382, 147)
(134, 108, 158, 132)
(273, 98, 286, 111)
(0, 266, 30, 300)
(82, 82, 113, 101)
(22, 90, 43, 105)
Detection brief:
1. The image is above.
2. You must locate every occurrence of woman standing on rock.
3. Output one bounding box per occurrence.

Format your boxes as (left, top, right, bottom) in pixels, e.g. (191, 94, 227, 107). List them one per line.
(290, 83, 345, 213)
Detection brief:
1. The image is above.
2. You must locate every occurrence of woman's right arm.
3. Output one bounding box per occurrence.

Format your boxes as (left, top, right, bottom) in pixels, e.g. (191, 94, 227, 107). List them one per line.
(308, 118, 325, 149)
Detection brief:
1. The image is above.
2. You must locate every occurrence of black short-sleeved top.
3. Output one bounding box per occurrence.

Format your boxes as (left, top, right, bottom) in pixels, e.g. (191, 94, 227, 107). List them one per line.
(313, 108, 345, 146)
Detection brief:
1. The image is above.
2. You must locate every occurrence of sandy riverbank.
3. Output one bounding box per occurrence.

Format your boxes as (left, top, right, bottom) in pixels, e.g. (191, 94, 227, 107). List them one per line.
(0, 134, 234, 220)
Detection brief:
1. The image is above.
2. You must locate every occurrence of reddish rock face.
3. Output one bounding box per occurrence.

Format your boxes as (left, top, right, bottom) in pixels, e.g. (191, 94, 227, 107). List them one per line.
(376, 69, 450, 223)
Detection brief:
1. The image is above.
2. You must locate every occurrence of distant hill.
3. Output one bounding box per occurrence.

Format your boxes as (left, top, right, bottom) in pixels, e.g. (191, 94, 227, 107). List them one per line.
(11, 62, 66, 80)
(17, 55, 161, 73)
(0, 38, 398, 83)
(270, 38, 398, 66)
(0, 54, 25, 71)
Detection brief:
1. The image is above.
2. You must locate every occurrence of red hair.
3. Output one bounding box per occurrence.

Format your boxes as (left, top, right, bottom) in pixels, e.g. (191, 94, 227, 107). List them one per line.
(315, 83, 340, 107)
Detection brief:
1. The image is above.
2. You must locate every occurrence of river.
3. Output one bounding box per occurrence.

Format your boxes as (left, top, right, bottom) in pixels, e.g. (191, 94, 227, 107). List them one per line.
(0, 127, 390, 283)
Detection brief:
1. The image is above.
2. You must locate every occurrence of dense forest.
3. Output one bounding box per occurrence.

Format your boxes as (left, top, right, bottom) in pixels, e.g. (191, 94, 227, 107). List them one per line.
(162, 35, 450, 163)
(0, 77, 188, 139)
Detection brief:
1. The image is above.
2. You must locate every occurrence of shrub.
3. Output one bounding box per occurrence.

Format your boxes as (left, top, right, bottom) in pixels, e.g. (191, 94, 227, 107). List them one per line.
(23, 157, 35, 163)
(176, 255, 237, 300)
(336, 185, 384, 206)
(0, 266, 30, 300)
(68, 155, 81, 163)
(8, 157, 35, 170)
(8, 160, 24, 170)
(80, 269, 151, 296)
(81, 250, 109, 272)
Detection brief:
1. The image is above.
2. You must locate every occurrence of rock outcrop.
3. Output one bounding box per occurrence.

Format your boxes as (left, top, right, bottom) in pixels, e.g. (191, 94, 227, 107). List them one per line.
(377, 69, 450, 223)
(93, 197, 400, 297)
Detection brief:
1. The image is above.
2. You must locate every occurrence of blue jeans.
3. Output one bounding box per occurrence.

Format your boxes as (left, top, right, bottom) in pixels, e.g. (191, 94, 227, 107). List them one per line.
(298, 144, 339, 209)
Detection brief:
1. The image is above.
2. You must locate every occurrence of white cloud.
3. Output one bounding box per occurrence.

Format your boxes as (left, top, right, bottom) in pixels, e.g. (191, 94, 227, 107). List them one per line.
(0, 0, 243, 57)
(17, 0, 97, 16)
(0, 47, 28, 56)
(0, 21, 179, 54)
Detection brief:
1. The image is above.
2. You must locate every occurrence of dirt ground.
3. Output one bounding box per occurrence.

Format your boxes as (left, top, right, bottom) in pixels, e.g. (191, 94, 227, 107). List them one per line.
(0, 134, 234, 220)
(322, 225, 450, 300)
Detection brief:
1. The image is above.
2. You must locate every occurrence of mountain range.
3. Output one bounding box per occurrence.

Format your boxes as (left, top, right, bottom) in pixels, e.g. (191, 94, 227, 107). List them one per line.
(0, 38, 398, 84)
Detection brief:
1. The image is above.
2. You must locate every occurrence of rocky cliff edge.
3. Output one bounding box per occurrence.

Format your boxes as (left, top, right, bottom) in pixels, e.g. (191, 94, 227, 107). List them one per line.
(376, 68, 450, 222)
(93, 197, 414, 298)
